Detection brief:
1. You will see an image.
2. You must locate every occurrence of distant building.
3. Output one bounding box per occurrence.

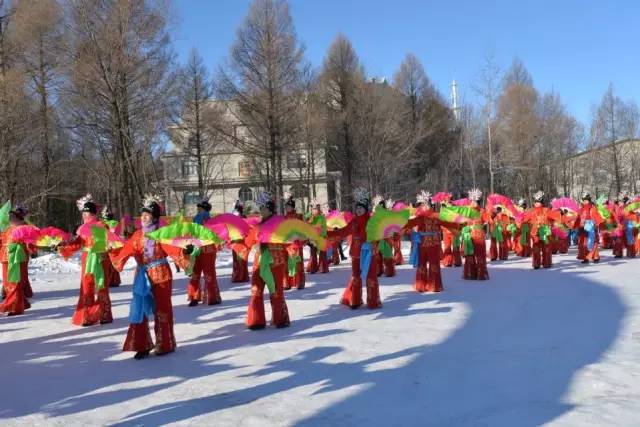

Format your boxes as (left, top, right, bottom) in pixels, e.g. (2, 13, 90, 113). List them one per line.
(562, 138, 640, 198)
(161, 101, 341, 215)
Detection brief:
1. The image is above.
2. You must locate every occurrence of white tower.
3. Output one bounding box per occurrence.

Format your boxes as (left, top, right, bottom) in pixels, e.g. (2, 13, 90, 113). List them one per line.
(451, 79, 460, 122)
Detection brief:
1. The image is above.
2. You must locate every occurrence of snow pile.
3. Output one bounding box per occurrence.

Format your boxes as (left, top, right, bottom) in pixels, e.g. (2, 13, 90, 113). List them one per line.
(28, 252, 81, 275)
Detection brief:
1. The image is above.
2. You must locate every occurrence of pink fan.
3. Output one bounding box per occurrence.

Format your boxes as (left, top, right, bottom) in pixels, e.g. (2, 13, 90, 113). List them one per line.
(204, 213, 250, 242)
(486, 194, 518, 217)
(36, 227, 70, 247)
(551, 225, 568, 239)
(391, 201, 408, 211)
(451, 198, 470, 206)
(432, 192, 452, 204)
(11, 225, 41, 244)
(551, 197, 579, 213)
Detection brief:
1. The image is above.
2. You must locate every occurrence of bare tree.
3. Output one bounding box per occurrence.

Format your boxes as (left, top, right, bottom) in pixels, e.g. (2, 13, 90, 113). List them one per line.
(64, 0, 178, 215)
(217, 0, 306, 212)
(320, 34, 364, 207)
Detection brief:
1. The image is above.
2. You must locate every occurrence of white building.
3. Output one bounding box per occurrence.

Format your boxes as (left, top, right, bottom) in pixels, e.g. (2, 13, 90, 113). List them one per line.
(161, 101, 341, 215)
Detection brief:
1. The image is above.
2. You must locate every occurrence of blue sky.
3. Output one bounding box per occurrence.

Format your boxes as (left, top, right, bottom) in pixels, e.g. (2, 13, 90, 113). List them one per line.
(171, 0, 640, 127)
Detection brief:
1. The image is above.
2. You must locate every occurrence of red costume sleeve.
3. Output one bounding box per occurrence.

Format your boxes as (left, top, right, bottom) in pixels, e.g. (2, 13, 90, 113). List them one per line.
(404, 216, 422, 230)
(161, 244, 190, 271)
(110, 234, 137, 272)
(327, 224, 351, 240)
(58, 235, 83, 260)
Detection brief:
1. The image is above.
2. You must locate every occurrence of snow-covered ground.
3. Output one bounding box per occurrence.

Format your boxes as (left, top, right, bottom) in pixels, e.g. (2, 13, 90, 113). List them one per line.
(1, 244, 639, 426)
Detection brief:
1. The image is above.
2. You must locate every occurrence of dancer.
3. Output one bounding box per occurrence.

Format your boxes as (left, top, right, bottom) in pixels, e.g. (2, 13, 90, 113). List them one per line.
(403, 191, 457, 292)
(0, 205, 32, 315)
(58, 194, 113, 326)
(101, 206, 122, 288)
(284, 192, 305, 290)
(306, 200, 329, 274)
(575, 192, 604, 264)
(188, 198, 222, 306)
(462, 189, 490, 280)
(246, 191, 290, 329)
(111, 195, 190, 359)
(327, 188, 382, 309)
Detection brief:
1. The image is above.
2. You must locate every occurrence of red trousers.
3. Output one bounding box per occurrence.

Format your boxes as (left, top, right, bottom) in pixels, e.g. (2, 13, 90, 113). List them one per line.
(442, 234, 462, 267)
(0, 262, 30, 315)
(73, 254, 112, 326)
(231, 250, 249, 283)
(331, 244, 341, 265)
(246, 248, 290, 328)
(123, 277, 176, 354)
(107, 261, 121, 287)
(464, 241, 490, 280)
(285, 243, 305, 289)
(532, 240, 552, 269)
(393, 234, 404, 265)
(188, 251, 221, 305)
(577, 230, 600, 262)
(558, 238, 569, 254)
(341, 255, 381, 309)
(614, 233, 636, 258)
(490, 235, 509, 260)
(306, 246, 329, 274)
(414, 244, 443, 292)
(514, 232, 532, 257)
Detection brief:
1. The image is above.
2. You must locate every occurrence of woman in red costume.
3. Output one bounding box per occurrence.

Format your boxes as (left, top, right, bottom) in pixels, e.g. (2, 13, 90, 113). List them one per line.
(462, 189, 490, 280)
(613, 193, 637, 258)
(513, 199, 532, 257)
(489, 206, 510, 261)
(438, 195, 462, 268)
(111, 195, 190, 360)
(523, 191, 560, 269)
(101, 206, 122, 288)
(328, 188, 382, 309)
(58, 194, 113, 326)
(575, 192, 604, 264)
(306, 200, 329, 274)
(0, 206, 33, 315)
(283, 192, 305, 290)
(188, 198, 222, 306)
(403, 191, 457, 292)
(246, 191, 290, 329)
(230, 200, 251, 283)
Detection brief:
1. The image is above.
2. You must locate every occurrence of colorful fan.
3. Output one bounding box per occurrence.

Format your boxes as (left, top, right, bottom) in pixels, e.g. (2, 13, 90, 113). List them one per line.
(624, 201, 640, 213)
(592, 196, 611, 220)
(551, 197, 579, 213)
(204, 213, 250, 242)
(439, 206, 481, 224)
(77, 223, 124, 250)
(11, 225, 41, 244)
(257, 216, 328, 250)
(246, 214, 262, 227)
(145, 221, 223, 249)
(36, 227, 70, 247)
(552, 224, 569, 239)
(391, 201, 408, 211)
(366, 208, 410, 242)
(486, 194, 518, 218)
(431, 192, 452, 204)
(326, 210, 353, 229)
(451, 198, 471, 207)
(0, 200, 10, 232)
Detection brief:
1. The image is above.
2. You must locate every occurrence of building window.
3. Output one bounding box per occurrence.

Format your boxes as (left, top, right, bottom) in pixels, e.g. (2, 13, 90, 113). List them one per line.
(238, 160, 252, 177)
(183, 191, 200, 206)
(182, 161, 198, 178)
(290, 183, 309, 199)
(287, 152, 307, 169)
(239, 186, 253, 202)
